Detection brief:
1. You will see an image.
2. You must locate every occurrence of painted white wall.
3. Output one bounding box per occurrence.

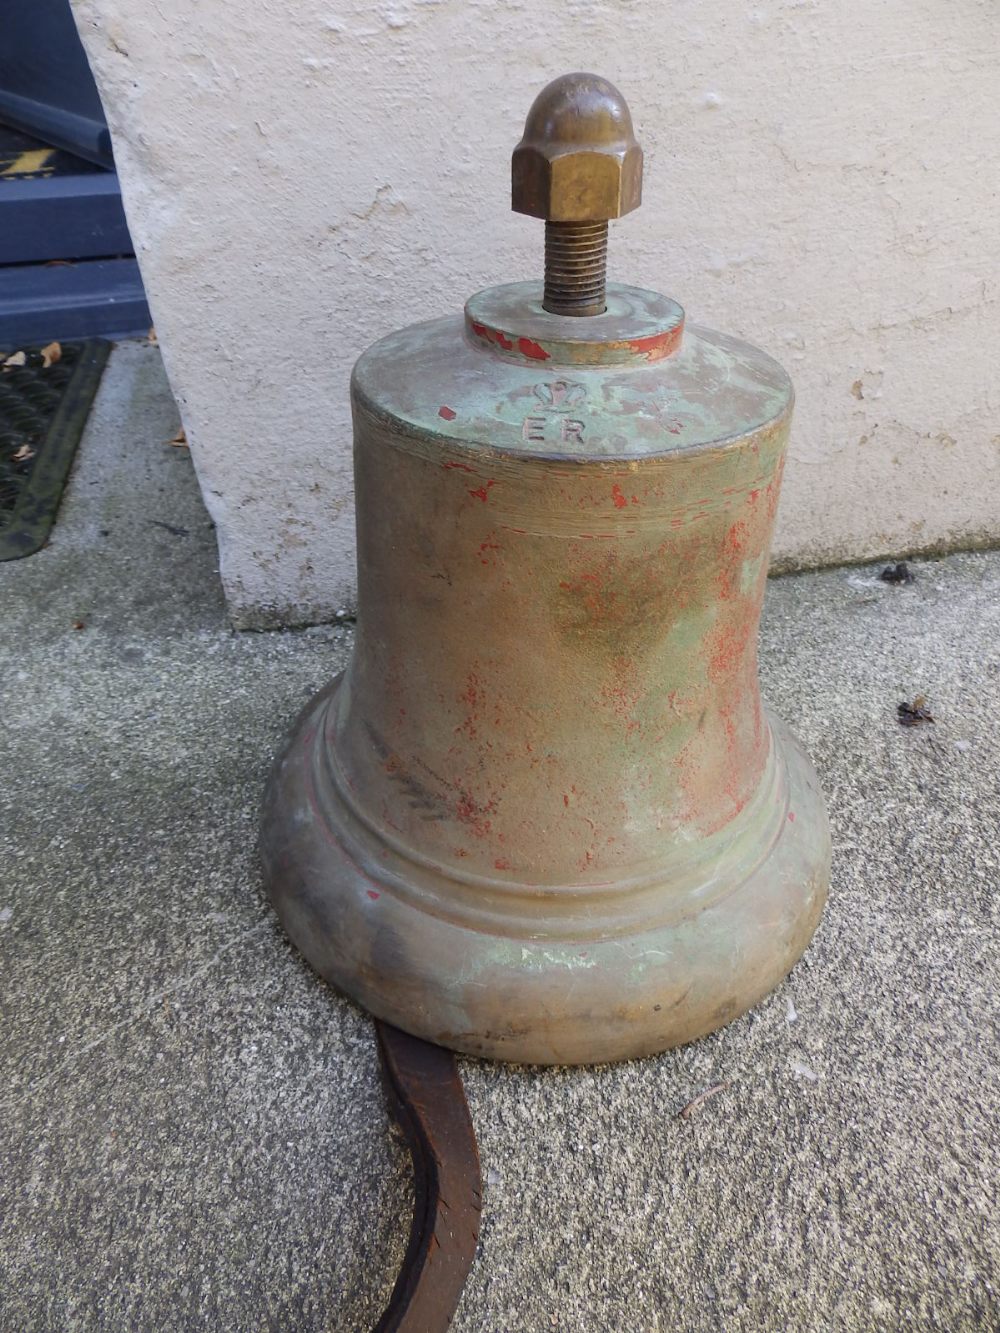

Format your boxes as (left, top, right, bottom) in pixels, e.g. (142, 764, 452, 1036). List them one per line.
(72, 0, 1000, 627)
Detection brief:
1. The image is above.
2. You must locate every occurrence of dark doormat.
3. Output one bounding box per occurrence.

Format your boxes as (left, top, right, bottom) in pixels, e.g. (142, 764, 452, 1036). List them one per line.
(0, 339, 109, 559)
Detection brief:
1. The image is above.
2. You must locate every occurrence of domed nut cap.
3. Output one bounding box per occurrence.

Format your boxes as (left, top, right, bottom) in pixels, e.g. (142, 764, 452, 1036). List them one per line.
(512, 72, 643, 222)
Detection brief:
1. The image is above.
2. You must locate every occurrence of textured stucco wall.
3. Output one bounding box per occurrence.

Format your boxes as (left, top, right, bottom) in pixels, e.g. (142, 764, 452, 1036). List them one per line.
(71, 0, 1000, 627)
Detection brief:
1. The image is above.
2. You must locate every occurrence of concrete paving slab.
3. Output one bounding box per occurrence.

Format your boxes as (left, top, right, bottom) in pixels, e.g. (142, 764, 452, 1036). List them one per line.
(1, 342, 997, 1331)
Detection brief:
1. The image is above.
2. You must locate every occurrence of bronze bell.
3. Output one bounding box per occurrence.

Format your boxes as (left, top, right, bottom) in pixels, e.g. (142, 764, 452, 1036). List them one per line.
(261, 74, 831, 1065)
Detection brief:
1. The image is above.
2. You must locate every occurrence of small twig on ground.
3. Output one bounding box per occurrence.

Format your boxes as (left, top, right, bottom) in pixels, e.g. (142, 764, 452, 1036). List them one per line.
(677, 1080, 730, 1119)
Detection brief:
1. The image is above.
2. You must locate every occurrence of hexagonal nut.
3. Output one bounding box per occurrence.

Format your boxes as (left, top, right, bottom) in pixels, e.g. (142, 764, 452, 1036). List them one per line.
(512, 140, 643, 221)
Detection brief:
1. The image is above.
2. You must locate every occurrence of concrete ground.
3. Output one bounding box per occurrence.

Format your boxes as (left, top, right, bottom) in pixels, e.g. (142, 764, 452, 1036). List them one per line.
(1, 341, 997, 1332)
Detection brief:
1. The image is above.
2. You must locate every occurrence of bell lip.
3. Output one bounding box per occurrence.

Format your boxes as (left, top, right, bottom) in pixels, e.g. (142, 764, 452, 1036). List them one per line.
(260, 682, 831, 1067)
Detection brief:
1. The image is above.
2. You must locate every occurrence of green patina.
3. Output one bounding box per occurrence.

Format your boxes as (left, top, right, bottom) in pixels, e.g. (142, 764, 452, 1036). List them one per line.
(353, 282, 792, 463)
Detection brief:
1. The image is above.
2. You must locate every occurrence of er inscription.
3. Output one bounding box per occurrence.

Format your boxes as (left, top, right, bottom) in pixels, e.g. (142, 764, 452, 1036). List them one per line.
(522, 379, 588, 444)
(522, 416, 585, 443)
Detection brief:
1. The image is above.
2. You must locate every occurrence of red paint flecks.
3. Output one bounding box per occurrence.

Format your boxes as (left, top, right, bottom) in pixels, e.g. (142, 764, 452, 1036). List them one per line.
(494, 858, 511, 871)
(559, 569, 608, 619)
(470, 320, 513, 350)
(787, 810, 796, 823)
(468, 479, 496, 503)
(459, 668, 483, 739)
(366, 890, 380, 900)
(455, 791, 496, 839)
(718, 518, 752, 599)
(461, 671, 478, 706)
(709, 621, 753, 684)
(438, 405, 457, 421)
(517, 336, 550, 361)
(442, 460, 475, 473)
(478, 535, 501, 566)
(611, 484, 627, 510)
(627, 327, 683, 361)
(723, 519, 751, 558)
(600, 655, 643, 735)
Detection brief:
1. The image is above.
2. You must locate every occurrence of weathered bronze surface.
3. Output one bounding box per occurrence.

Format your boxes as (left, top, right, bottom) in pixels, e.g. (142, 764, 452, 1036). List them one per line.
(260, 74, 830, 1065)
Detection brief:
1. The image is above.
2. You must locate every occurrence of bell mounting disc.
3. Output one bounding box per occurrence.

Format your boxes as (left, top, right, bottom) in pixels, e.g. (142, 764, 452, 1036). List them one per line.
(465, 283, 685, 367)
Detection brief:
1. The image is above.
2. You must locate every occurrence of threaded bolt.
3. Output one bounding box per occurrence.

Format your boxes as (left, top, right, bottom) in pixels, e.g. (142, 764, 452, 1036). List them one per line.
(543, 221, 609, 317)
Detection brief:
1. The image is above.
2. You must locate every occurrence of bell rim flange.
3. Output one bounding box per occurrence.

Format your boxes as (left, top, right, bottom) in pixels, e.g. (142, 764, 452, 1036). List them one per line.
(259, 682, 831, 1066)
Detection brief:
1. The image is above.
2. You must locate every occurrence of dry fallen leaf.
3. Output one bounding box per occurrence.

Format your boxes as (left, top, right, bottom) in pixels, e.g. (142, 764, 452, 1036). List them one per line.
(880, 562, 914, 585)
(72, 620, 86, 631)
(12, 444, 35, 462)
(166, 426, 188, 448)
(148, 326, 158, 345)
(40, 341, 62, 368)
(2, 350, 26, 371)
(898, 696, 934, 727)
